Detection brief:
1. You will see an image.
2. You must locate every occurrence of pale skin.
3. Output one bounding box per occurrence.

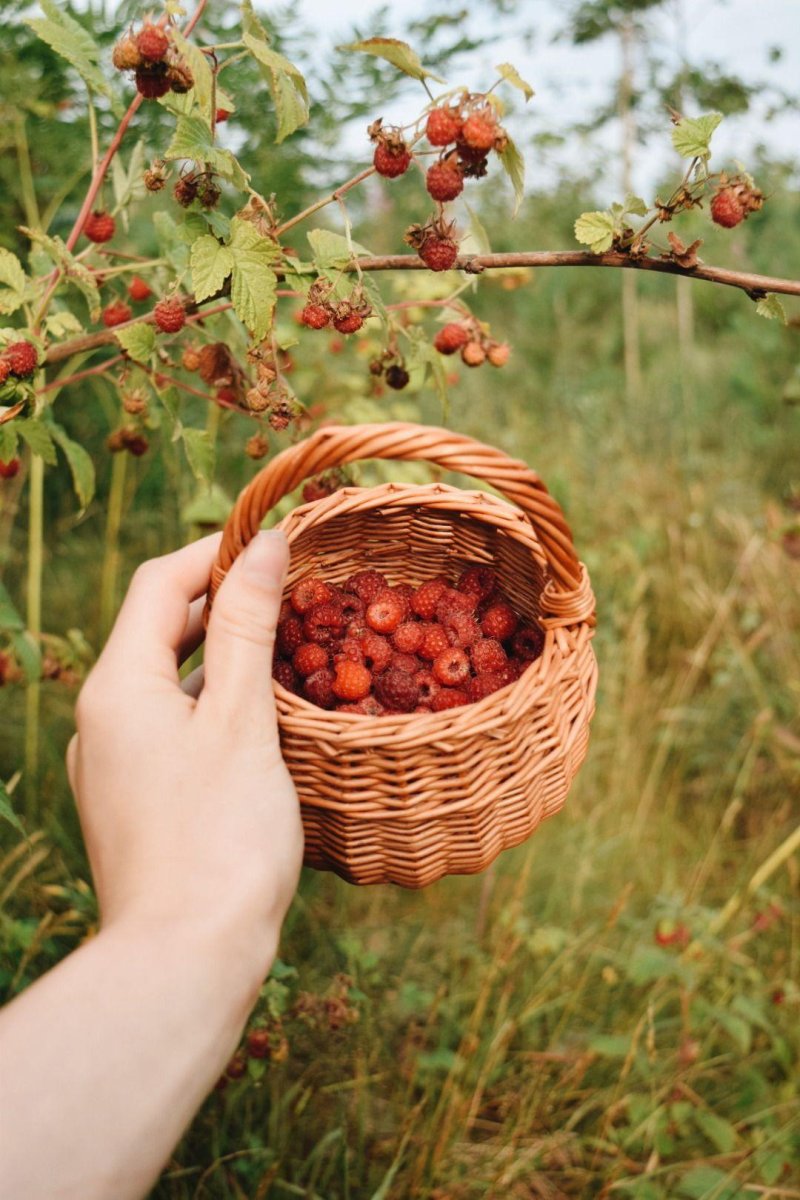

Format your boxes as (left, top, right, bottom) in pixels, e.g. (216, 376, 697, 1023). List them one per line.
(0, 530, 304, 1200)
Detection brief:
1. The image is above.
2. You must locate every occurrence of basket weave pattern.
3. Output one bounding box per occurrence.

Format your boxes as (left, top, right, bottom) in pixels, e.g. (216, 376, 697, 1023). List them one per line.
(208, 423, 598, 888)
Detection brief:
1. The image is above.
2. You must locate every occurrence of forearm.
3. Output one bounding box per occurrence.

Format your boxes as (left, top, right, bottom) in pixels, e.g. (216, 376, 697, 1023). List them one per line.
(0, 916, 273, 1200)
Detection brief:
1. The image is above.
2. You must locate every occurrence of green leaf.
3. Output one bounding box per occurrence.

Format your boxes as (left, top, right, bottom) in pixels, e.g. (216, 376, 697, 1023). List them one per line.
(495, 62, 534, 101)
(623, 193, 649, 217)
(16, 418, 57, 465)
(712, 1008, 752, 1054)
(0, 423, 19, 462)
(51, 424, 95, 512)
(588, 1034, 630, 1058)
(191, 235, 234, 303)
(755, 294, 787, 324)
(11, 630, 42, 682)
(26, 0, 122, 115)
(180, 482, 233, 527)
(337, 37, 445, 83)
(242, 31, 310, 143)
(43, 310, 83, 340)
(625, 945, 683, 986)
(22, 228, 100, 319)
(114, 321, 156, 365)
(164, 116, 248, 189)
(677, 1165, 740, 1200)
(0, 249, 27, 315)
(228, 217, 279, 339)
(497, 136, 526, 217)
(574, 210, 615, 253)
(111, 140, 147, 213)
(462, 203, 492, 256)
(307, 228, 372, 270)
(0, 579, 25, 632)
(693, 1109, 737, 1155)
(182, 428, 215, 484)
(671, 112, 722, 160)
(0, 777, 24, 835)
(171, 29, 215, 118)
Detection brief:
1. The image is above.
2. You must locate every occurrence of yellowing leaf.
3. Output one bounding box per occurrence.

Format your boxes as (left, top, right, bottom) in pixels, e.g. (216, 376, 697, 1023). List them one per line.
(228, 218, 279, 340)
(191, 235, 234, 303)
(574, 210, 615, 253)
(114, 321, 155, 364)
(496, 63, 534, 101)
(497, 136, 526, 217)
(671, 112, 722, 160)
(755, 293, 787, 324)
(0, 250, 27, 315)
(338, 37, 445, 83)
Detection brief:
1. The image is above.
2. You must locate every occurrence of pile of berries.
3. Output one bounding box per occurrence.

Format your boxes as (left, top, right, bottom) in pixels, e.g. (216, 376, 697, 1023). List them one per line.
(433, 321, 510, 369)
(298, 282, 372, 335)
(272, 564, 544, 715)
(112, 22, 194, 100)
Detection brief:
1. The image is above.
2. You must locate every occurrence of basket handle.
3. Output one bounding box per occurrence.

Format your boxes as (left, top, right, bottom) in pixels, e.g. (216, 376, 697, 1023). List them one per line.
(207, 423, 595, 625)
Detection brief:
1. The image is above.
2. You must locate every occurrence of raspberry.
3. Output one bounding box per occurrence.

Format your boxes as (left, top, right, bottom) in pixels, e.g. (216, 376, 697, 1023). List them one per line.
(173, 174, 199, 207)
(135, 64, 171, 99)
(426, 106, 463, 147)
(181, 347, 201, 371)
(385, 364, 410, 390)
(345, 570, 387, 604)
(481, 602, 518, 641)
(392, 622, 423, 654)
(471, 638, 508, 674)
(291, 577, 334, 614)
(332, 660, 372, 702)
(512, 624, 545, 661)
(304, 601, 346, 645)
(442, 611, 481, 649)
(333, 637, 364, 664)
(303, 667, 336, 709)
(0, 458, 21, 480)
(272, 659, 299, 693)
(461, 340, 486, 367)
(245, 432, 270, 459)
(124, 433, 149, 457)
(293, 642, 329, 677)
(101, 300, 132, 328)
(216, 108, 231, 123)
(486, 342, 510, 367)
(3, 341, 38, 378)
(154, 297, 186, 333)
(426, 159, 464, 203)
(374, 669, 419, 712)
(83, 211, 116, 243)
(167, 60, 194, 95)
(373, 141, 411, 178)
(431, 688, 469, 712)
(225, 1051, 248, 1080)
(468, 672, 508, 703)
(246, 1028, 271, 1059)
(0, 359, 9, 385)
(414, 670, 441, 704)
(458, 565, 497, 601)
(375, 586, 412, 622)
(433, 647, 470, 686)
(461, 107, 497, 151)
(137, 23, 170, 62)
(419, 236, 459, 272)
(433, 324, 468, 355)
(112, 37, 143, 71)
(339, 593, 365, 626)
(128, 276, 152, 302)
(710, 188, 744, 228)
(332, 312, 364, 335)
(418, 624, 450, 662)
(359, 632, 392, 674)
(390, 652, 422, 675)
(300, 303, 330, 329)
(412, 579, 448, 619)
(277, 616, 305, 657)
(366, 594, 404, 634)
(437, 587, 478, 620)
(337, 696, 385, 716)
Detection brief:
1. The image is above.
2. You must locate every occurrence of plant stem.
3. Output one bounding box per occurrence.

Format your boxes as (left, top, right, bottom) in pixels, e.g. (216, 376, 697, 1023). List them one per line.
(275, 167, 376, 238)
(100, 451, 127, 641)
(14, 112, 40, 229)
(24, 453, 44, 820)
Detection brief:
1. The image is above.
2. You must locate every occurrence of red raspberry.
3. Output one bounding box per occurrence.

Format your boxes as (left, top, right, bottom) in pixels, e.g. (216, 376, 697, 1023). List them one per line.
(291, 577, 334, 614)
(332, 312, 364, 334)
(128, 275, 152, 301)
(277, 616, 305, 657)
(345, 570, 388, 605)
(471, 638, 508, 674)
(246, 1028, 271, 1059)
(0, 458, 21, 480)
(418, 624, 450, 662)
(393, 582, 416, 610)
(272, 659, 299, 693)
(412, 579, 448, 619)
(360, 632, 392, 674)
(366, 594, 404, 634)
(442, 611, 481, 649)
(431, 688, 469, 712)
(303, 667, 336, 709)
(481, 602, 518, 641)
(293, 642, 329, 677)
(112, 36, 143, 71)
(333, 637, 365, 664)
(415, 705, 432, 714)
(374, 669, 420, 712)
(375, 586, 412, 622)
(3, 340, 38, 377)
(419, 236, 459, 272)
(512, 624, 545, 661)
(154, 297, 186, 333)
(337, 696, 385, 716)
(433, 324, 469, 355)
(710, 188, 745, 228)
(137, 23, 170, 61)
(304, 601, 346, 645)
(461, 341, 486, 367)
(225, 1051, 248, 1080)
(436, 588, 478, 623)
(216, 108, 231, 123)
(135, 64, 171, 98)
(433, 647, 470, 687)
(83, 211, 116, 243)
(338, 593, 365, 626)
(102, 300, 132, 328)
(0, 359, 9, 385)
(300, 303, 330, 329)
(487, 342, 510, 367)
(390, 652, 422, 675)
(461, 107, 497, 151)
(426, 106, 463, 147)
(468, 672, 508, 703)
(373, 141, 411, 178)
(426, 159, 464, 202)
(414, 670, 441, 705)
(392, 622, 423, 654)
(332, 660, 372, 702)
(458, 565, 497, 601)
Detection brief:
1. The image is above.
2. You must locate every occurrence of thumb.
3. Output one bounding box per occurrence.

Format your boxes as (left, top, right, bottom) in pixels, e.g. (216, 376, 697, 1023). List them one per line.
(201, 530, 289, 716)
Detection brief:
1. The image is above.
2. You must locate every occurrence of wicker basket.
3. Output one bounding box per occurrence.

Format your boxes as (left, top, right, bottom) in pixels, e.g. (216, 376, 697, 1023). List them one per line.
(207, 422, 597, 889)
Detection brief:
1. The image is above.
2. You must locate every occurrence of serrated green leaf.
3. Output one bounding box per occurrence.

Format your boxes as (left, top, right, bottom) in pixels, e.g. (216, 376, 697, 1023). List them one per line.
(23, 228, 100, 318)
(43, 310, 83, 339)
(182, 427, 215, 483)
(307, 228, 371, 270)
(51, 424, 95, 512)
(495, 62, 534, 100)
(242, 32, 309, 143)
(164, 116, 248, 189)
(228, 218, 279, 339)
(114, 321, 155, 365)
(755, 293, 787, 324)
(0, 777, 25, 835)
(671, 112, 722, 160)
(574, 210, 615, 253)
(337, 37, 445, 84)
(0, 423, 20, 462)
(191, 235, 234, 302)
(497, 136, 525, 217)
(693, 1109, 737, 1155)
(16, 418, 56, 465)
(623, 193, 649, 216)
(0, 249, 27, 315)
(171, 29, 215, 118)
(27, 1, 122, 115)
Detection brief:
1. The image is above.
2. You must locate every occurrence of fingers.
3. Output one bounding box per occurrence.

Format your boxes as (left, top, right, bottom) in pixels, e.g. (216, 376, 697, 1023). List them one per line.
(200, 530, 288, 721)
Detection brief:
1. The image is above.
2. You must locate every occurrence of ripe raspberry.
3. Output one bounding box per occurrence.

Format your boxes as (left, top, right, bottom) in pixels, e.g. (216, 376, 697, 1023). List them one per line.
(373, 142, 411, 178)
(471, 638, 508, 674)
(710, 188, 745, 228)
(481, 601, 518, 641)
(225, 1051, 248, 1080)
(101, 300, 132, 328)
(277, 615, 305, 657)
(304, 601, 346, 645)
(419, 624, 450, 662)
(442, 611, 481, 649)
(426, 159, 464, 203)
(332, 660, 372, 702)
(487, 342, 510, 367)
(112, 37, 143, 71)
(366, 594, 404, 634)
(468, 672, 508, 703)
(345, 570, 387, 604)
(385, 364, 410, 390)
(431, 688, 469, 712)
(3, 341, 38, 378)
(291, 577, 334, 614)
(127, 275, 152, 302)
(433, 647, 470, 687)
(137, 23, 170, 62)
(374, 669, 420, 712)
(337, 696, 385, 716)
(392, 622, 423, 654)
(83, 211, 116, 243)
(216, 108, 231, 123)
(135, 64, 171, 99)
(461, 340, 486, 367)
(337, 594, 365, 627)
(412, 579, 448, 619)
(426, 106, 463, 147)
(333, 312, 364, 335)
(433, 324, 469, 355)
(293, 642, 329, 677)
(419, 236, 459, 272)
(153, 297, 186, 333)
(0, 359, 9, 385)
(461, 107, 497, 151)
(303, 667, 336, 709)
(512, 623, 545, 661)
(458, 565, 497, 601)
(414, 670, 441, 704)
(360, 632, 392, 674)
(376, 585, 412, 622)
(437, 586, 478, 618)
(0, 458, 21, 480)
(390, 652, 422, 675)
(272, 659, 299, 693)
(246, 1028, 271, 1059)
(300, 303, 330, 329)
